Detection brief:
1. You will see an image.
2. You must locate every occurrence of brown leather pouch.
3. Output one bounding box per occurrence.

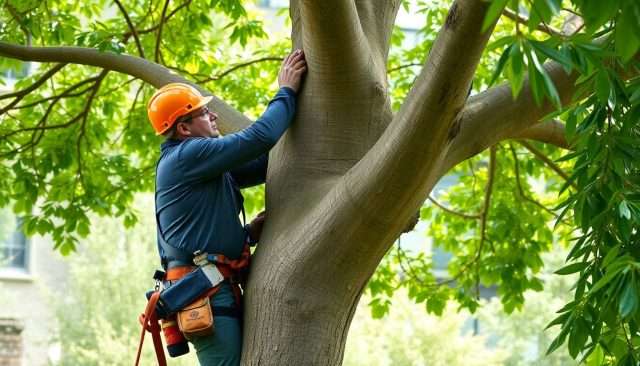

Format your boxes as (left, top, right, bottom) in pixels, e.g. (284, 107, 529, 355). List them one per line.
(177, 296, 214, 340)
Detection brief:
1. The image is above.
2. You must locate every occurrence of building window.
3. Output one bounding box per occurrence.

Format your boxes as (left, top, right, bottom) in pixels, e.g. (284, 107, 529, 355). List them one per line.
(0, 206, 29, 274)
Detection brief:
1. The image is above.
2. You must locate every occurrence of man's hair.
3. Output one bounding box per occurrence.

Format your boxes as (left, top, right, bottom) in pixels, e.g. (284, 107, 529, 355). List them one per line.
(162, 114, 193, 140)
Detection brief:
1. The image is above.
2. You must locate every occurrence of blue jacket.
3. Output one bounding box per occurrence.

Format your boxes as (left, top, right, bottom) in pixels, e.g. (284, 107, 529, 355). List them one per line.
(155, 87, 296, 262)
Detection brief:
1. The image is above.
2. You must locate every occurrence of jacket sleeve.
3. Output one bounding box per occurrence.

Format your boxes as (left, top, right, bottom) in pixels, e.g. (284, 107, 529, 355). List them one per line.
(230, 153, 268, 188)
(179, 87, 296, 183)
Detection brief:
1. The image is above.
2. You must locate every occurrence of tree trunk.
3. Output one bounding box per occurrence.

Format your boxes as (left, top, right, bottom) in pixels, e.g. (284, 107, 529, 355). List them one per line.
(242, 0, 493, 364)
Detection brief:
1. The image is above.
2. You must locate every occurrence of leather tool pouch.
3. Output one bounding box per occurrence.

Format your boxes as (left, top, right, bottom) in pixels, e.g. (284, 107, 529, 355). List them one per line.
(177, 296, 214, 340)
(159, 268, 213, 317)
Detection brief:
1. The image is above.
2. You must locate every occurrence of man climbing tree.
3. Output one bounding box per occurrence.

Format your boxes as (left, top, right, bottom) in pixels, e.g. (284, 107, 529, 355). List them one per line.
(0, 0, 638, 365)
(144, 50, 305, 365)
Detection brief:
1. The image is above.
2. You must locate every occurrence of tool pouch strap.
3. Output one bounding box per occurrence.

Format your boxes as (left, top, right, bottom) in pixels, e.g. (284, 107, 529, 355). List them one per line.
(135, 291, 166, 366)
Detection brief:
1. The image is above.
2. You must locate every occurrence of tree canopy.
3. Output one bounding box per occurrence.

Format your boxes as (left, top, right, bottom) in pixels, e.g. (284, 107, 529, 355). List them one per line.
(1, 0, 639, 364)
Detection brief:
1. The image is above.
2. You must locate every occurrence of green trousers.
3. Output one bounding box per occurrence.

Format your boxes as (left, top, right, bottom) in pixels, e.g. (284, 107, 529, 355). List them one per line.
(190, 283, 242, 366)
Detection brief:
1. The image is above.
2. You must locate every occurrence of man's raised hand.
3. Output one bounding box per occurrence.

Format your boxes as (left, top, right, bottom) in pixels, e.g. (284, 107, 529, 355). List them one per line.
(278, 49, 307, 93)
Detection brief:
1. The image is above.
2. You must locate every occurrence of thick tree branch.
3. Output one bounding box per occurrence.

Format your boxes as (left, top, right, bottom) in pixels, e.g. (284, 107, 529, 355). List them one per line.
(0, 42, 251, 133)
(340, 0, 496, 224)
(0, 63, 66, 114)
(114, 0, 146, 58)
(298, 0, 376, 82)
(443, 61, 576, 174)
(511, 120, 569, 149)
(355, 0, 402, 65)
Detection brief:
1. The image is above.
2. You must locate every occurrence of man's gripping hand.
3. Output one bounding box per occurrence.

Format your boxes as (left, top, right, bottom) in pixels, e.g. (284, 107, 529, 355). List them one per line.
(278, 49, 307, 93)
(246, 211, 266, 245)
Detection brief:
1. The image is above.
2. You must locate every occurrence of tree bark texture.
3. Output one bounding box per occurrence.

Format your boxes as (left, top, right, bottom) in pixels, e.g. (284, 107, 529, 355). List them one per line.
(244, 0, 496, 364)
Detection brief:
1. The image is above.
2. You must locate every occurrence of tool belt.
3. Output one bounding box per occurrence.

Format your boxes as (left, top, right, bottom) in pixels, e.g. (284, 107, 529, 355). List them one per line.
(134, 244, 250, 366)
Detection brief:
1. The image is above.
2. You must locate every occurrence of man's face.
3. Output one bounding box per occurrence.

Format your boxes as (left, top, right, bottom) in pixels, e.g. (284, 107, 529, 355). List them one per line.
(178, 107, 219, 138)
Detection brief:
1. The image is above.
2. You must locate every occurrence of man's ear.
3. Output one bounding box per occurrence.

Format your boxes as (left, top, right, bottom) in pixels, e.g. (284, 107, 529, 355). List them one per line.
(176, 121, 191, 136)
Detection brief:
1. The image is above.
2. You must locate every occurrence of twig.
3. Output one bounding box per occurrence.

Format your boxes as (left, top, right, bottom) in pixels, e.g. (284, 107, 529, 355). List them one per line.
(477, 146, 497, 257)
(427, 196, 481, 220)
(0, 76, 101, 140)
(518, 140, 576, 188)
(509, 143, 571, 225)
(197, 57, 284, 83)
(96, 76, 137, 97)
(4, 2, 30, 40)
(527, 0, 561, 37)
(125, 0, 192, 38)
(561, 7, 582, 17)
(114, 0, 146, 58)
(0, 63, 66, 114)
(388, 63, 423, 73)
(502, 8, 562, 37)
(112, 82, 145, 145)
(75, 70, 109, 191)
(13, 87, 94, 110)
(396, 241, 424, 284)
(98, 165, 155, 201)
(155, 0, 171, 63)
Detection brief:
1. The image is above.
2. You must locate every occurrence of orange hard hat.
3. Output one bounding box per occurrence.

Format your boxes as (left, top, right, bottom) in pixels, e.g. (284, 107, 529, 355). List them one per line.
(147, 83, 213, 135)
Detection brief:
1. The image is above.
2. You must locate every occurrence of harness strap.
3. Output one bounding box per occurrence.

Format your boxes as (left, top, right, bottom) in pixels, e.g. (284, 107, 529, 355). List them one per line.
(135, 291, 166, 366)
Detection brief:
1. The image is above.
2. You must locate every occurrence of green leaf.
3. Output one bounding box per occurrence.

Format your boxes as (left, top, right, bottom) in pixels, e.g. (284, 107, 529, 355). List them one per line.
(618, 201, 631, 220)
(545, 311, 572, 330)
(555, 262, 588, 275)
(566, 112, 577, 141)
(618, 278, 638, 318)
(595, 70, 611, 106)
(589, 264, 624, 295)
(568, 318, 589, 358)
(530, 40, 572, 70)
(529, 49, 561, 108)
(602, 245, 621, 268)
(490, 44, 513, 85)
(508, 42, 526, 97)
(526, 49, 545, 106)
(616, 11, 640, 62)
(77, 221, 90, 238)
(482, 0, 509, 32)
